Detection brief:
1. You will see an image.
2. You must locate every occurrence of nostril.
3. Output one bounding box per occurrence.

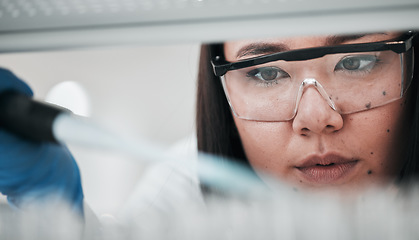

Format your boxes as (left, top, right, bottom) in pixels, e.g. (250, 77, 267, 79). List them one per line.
(301, 127, 309, 136)
(326, 124, 341, 133)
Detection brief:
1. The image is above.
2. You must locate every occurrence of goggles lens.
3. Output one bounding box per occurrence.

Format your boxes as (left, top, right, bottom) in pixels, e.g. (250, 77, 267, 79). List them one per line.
(221, 49, 414, 121)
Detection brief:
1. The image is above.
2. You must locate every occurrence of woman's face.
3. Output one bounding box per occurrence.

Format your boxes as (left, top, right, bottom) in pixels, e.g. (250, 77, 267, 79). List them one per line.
(223, 33, 412, 193)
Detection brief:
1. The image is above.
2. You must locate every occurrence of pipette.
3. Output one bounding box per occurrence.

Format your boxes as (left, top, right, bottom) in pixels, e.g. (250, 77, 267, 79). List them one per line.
(0, 91, 267, 195)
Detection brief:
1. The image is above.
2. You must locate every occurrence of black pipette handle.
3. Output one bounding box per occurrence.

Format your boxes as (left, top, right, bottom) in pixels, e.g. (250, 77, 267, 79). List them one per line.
(0, 91, 69, 143)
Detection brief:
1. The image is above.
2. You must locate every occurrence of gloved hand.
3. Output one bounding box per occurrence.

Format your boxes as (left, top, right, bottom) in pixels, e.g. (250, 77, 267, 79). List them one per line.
(0, 68, 84, 215)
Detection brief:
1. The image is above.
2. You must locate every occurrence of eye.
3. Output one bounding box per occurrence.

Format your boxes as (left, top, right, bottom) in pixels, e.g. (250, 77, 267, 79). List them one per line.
(247, 67, 290, 81)
(334, 55, 378, 72)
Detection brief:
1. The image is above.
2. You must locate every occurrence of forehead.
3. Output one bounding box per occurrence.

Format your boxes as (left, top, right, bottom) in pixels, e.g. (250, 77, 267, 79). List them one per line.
(224, 32, 400, 60)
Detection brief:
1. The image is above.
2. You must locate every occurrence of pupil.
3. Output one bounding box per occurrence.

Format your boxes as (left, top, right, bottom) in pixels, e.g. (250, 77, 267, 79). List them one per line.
(261, 69, 278, 80)
(343, 58, 360, 70)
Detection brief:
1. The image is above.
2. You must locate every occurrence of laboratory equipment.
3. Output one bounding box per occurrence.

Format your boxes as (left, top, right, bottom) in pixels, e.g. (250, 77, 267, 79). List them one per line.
(0, 90, 267, 195)
(0, 0, 418, 52)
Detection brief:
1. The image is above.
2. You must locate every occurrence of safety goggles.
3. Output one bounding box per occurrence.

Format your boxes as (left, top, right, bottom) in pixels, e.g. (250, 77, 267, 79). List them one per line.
(211, 32, 417, 122)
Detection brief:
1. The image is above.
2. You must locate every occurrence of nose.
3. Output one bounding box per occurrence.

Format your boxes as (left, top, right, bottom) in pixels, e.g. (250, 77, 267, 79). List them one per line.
(292, 81, 343, 136)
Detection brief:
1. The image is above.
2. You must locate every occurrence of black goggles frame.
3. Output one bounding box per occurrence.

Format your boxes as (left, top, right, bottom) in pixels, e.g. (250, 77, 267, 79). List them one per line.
(211, 31, 418, 77)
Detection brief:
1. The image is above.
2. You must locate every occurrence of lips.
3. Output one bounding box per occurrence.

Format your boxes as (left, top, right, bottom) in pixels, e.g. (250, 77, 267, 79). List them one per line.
(295, 154, 358, 184)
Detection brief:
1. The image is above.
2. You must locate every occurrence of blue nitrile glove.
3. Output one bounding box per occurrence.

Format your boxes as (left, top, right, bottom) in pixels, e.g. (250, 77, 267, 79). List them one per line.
(0, 68, 84, 215)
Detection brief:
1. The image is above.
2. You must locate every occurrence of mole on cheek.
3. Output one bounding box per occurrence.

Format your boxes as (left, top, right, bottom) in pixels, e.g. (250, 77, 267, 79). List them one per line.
(370, 152, 374, 155)
(367, 170, 372, 175)
(387, 129, 390, 133)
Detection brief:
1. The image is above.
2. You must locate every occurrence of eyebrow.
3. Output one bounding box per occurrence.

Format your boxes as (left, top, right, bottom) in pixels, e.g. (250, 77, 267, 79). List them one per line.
(235, 33, 388, 59)
(236, 43, 289, 58)
(325, 34, 367, 45)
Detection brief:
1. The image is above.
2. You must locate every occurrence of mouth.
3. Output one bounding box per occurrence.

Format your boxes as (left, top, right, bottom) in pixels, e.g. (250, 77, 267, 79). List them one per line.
(295, 154, 359, 184)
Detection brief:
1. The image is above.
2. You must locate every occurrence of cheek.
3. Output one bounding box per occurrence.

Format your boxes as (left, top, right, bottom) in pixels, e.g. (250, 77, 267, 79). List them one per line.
(372, 102, 411, 175)
(233, 118, 293, 174)
(346, 116, 399, 177)
(352, 101, 409, 164)
(330, 100, 410, 186)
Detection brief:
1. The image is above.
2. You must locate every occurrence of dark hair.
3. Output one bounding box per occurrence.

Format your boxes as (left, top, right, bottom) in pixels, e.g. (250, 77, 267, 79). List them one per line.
(196, 44, 247, 165)
(196, 38, 419, 185)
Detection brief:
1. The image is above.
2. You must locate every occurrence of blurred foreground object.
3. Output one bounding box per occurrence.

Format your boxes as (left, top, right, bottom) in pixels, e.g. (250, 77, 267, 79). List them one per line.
(0, 0, 419, 52)
(2, 183, 419, 240)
